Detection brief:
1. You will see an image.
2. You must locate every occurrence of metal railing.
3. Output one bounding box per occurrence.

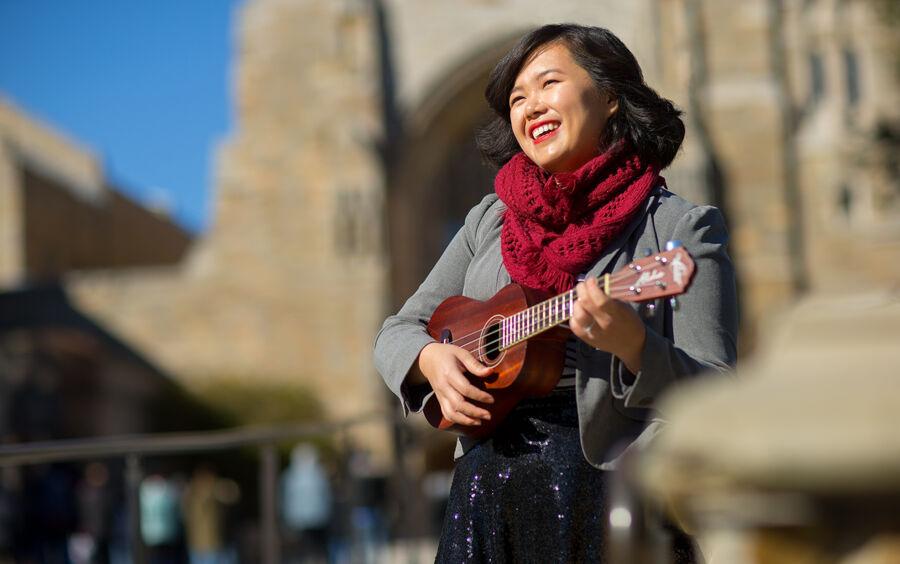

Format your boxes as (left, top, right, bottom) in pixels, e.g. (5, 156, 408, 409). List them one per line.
(0, 411, 390, 564)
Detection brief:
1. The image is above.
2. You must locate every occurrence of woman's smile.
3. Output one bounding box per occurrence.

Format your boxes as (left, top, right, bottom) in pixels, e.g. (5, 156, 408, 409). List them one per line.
(529, 120, 560, 144)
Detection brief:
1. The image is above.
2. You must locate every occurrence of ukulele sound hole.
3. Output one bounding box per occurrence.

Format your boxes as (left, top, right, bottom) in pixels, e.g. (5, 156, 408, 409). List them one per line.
(482, 321, 503, 362)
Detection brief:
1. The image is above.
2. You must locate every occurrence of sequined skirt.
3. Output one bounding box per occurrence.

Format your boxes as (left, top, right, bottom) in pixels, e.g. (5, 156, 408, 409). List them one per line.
(435, 389, 607, 563)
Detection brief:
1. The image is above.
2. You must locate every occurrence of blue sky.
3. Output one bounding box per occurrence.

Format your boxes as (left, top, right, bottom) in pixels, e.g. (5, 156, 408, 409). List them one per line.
(0, 0, 244, 232)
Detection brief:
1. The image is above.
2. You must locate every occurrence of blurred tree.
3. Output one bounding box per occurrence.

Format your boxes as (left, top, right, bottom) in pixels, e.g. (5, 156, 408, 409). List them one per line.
(189, 378, 325, 428)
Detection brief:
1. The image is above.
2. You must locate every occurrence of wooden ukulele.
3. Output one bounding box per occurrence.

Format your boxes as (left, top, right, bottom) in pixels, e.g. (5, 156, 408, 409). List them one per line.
(422, 243, 695, 439)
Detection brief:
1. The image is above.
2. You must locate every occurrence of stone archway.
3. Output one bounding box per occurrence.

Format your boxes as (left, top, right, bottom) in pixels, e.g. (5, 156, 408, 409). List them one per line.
(386, 33, 523, 309)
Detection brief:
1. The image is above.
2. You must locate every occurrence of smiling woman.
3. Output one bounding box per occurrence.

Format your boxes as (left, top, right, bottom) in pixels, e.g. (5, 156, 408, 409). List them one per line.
(374, 23, 738, 563)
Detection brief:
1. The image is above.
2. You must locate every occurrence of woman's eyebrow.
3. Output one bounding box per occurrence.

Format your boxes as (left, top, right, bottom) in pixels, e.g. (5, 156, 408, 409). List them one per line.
(536, 68, 562, 78)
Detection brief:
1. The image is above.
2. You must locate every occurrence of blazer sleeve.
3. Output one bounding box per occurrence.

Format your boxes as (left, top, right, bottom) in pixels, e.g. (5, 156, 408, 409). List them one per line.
(610, 204, 739, 409)
(373, 194, 499, 415)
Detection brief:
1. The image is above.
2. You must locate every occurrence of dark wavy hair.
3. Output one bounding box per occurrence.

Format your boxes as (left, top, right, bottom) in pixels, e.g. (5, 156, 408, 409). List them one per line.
(477, 24, 685, 170)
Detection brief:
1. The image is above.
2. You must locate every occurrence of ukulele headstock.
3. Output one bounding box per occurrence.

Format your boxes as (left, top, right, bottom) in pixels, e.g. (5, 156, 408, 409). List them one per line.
(608, 245, 695, 302)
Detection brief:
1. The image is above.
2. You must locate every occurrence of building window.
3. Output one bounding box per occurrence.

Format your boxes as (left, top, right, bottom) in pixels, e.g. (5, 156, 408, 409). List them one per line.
(808, 51, 826, 106)
(837, 183, 853, 219)
(333, 189, 379, 256)
(843, 48, 861, 108)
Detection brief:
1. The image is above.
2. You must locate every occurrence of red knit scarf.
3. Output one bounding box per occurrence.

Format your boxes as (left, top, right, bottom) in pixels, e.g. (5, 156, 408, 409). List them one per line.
(495, 144, 660, 294)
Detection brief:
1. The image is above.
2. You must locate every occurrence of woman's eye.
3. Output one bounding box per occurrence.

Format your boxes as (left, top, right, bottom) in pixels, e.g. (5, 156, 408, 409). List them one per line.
(543, 79, 558, 88)
(510, 96, 524, 106)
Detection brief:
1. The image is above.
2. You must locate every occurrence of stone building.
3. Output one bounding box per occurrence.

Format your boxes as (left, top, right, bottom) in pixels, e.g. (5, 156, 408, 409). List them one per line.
(1, 0, 897, 472)
(0, 99, 191, 285)
(653, 0, 900, 350)
(0, 98, 211, 441)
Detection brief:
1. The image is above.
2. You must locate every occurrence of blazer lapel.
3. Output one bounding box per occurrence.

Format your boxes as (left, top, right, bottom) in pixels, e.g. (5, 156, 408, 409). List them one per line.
(584, 188, 662, 280)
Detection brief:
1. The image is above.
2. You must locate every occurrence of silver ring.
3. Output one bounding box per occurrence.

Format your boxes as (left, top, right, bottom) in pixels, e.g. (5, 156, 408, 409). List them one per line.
(583, 319, 595, 331)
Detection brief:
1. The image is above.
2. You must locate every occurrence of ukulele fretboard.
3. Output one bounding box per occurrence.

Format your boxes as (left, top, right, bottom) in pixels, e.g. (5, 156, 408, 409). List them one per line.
(500, 289, 576, 350)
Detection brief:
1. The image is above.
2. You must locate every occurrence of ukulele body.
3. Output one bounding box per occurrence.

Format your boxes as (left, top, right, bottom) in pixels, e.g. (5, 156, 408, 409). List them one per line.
(422, 283, 569, 440)
(418, 245, 695, 440)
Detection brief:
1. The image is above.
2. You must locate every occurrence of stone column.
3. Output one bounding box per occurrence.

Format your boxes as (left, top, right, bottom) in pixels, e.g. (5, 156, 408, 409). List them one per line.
(0, 140, 23, 287)
(196, 0, 390, 454)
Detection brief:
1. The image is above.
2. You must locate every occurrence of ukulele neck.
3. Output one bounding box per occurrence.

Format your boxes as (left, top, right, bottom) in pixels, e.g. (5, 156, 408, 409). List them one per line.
(496, 245, 694, 352)
(499, 274, 610, 351)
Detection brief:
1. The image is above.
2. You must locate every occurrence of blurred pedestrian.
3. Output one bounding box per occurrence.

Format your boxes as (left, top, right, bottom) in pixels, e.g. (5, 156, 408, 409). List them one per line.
(70, 462, 112, 564)
(281, 444, 331, 562)
(182, 465, 238, 564)
(140, 474, 184, 564)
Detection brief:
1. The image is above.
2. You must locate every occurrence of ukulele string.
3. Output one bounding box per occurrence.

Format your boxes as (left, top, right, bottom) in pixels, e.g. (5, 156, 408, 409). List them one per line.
(452, 281, 671, 360)
(442, 290, 575, 353)
(443, 278, 661, 356)
(434, 268, 644, 352)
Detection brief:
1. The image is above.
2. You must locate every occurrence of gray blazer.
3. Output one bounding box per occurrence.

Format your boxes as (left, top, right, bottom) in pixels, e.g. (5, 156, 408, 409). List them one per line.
(373, 186, 738, 468)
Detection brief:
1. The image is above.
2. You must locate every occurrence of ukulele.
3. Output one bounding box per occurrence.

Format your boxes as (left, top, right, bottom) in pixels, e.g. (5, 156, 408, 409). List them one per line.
(422, 243, 695, 439)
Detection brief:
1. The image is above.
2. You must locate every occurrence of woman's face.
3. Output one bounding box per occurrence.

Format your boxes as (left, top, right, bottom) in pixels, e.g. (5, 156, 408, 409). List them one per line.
(509, 42, 618, 173)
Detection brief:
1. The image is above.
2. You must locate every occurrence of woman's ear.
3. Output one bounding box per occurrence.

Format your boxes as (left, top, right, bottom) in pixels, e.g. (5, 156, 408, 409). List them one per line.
(607, 94, 619, 116)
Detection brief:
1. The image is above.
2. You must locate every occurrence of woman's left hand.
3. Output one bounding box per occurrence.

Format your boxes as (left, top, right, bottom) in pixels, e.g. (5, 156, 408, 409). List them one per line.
(570, 276, 647, 373)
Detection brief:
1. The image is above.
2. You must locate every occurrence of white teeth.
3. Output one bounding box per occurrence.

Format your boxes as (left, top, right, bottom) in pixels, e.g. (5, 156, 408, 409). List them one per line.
(531, 122, 559, 140)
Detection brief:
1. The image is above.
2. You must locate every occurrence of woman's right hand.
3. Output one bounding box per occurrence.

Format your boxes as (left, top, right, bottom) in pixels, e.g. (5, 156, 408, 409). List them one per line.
(415, 342, 495, 426)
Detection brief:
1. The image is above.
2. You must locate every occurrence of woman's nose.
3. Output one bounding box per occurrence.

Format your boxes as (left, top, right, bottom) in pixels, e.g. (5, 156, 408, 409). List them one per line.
(525, 96, 547, 118)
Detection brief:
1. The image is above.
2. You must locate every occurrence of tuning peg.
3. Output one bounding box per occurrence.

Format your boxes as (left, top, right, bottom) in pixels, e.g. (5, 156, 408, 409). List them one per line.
(669, 297, 679, 310)
(665, 240, 683, 251)
(642, 302, 657, 318)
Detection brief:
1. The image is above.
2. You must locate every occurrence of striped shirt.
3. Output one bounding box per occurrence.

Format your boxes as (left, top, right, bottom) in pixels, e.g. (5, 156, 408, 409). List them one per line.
(556, 335, 578, 389)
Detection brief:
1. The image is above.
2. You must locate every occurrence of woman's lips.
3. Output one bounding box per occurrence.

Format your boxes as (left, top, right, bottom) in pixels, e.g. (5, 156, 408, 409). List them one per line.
(533, 126, 559, 145)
